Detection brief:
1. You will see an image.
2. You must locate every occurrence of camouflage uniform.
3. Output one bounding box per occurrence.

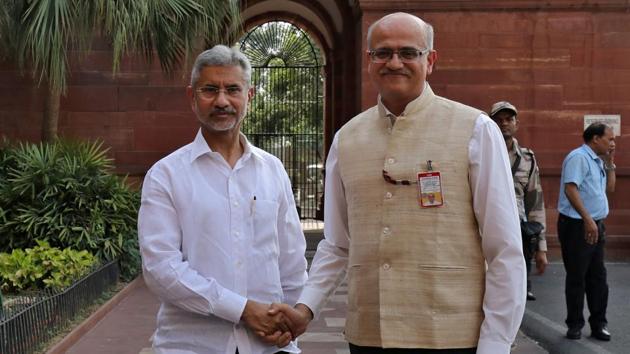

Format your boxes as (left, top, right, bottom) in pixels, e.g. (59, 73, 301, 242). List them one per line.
(509, 138, 547, 253)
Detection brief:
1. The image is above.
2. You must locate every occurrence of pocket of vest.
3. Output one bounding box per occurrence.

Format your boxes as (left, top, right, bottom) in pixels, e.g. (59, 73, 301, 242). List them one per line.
(418, 265, 468, 271)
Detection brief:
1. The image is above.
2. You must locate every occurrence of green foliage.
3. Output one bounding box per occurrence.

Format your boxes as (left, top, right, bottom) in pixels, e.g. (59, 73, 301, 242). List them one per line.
(0, 240, 97, 292)
(0, 139, 140, 280)
(98, 0, 242, 73)
(0, 0, 242, 140)
(0, 0, 242, 94)
(247, 66, 323, 134)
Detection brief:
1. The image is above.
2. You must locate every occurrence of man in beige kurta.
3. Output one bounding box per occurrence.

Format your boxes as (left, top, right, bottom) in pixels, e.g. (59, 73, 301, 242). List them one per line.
(268, 12, 526, 354)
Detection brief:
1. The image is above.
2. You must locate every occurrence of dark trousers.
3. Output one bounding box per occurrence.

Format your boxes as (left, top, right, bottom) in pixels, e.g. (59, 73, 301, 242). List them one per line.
(349, 343, 476, 353)
(557, 213, 609, 330)
(523, 234, 536, 292)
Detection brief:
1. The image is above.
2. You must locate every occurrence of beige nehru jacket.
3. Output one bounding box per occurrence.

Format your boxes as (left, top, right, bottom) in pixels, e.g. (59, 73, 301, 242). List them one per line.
(337, 85, 485, 349)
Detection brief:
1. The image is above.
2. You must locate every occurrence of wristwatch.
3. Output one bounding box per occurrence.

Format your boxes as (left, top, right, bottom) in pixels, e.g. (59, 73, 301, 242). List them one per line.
(605, 163, 616, 171)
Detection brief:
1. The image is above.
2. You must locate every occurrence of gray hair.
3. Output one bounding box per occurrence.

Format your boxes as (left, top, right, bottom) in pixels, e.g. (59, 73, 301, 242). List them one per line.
(190, 45, 252, 87)
(366, 13, 434, 50)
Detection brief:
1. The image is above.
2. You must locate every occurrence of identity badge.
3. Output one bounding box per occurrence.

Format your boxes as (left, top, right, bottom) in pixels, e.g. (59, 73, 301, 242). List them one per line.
(417, 161, 444, 207)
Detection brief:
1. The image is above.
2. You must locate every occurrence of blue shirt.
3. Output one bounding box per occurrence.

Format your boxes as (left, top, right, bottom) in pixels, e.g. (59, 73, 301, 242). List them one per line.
(557, 144, 609, 220)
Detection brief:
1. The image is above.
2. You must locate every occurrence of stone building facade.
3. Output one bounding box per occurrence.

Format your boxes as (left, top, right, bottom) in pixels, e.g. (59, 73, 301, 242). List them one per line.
(1, 0, 628, 253)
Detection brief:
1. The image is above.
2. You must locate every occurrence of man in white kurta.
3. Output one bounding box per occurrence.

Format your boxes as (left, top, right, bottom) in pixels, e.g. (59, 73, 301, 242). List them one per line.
(138, 45, 307, 354)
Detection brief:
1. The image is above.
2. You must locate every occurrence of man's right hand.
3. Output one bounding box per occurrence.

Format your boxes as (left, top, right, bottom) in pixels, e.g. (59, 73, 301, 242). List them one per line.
(535, 251, 548, 274)
(267, 303, 313, 339)
(241, 300, 291, 342)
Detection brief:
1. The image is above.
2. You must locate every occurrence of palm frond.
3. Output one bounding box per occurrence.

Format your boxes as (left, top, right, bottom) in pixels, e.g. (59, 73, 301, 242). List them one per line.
(100, 0, 242, 74)
(0, 0, 242, 140)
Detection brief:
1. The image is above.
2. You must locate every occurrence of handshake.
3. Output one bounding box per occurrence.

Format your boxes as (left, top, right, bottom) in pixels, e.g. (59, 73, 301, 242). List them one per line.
(241, 300, 314, 348)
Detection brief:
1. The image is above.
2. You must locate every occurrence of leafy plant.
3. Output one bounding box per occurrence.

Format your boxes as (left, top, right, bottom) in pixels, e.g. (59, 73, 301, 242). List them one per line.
(0, 139, 140, 280)
(0, 240, 97, 292)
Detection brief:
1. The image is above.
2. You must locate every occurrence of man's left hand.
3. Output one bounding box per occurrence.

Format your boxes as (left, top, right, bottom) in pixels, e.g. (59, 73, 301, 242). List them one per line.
(601, 145, 616, 165)
(535, 251, 548, 274)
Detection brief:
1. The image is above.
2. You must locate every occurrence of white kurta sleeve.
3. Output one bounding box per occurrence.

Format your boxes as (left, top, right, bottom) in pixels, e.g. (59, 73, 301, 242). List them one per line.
(469, 114, 526, 354)
(298, 133, 350, 317)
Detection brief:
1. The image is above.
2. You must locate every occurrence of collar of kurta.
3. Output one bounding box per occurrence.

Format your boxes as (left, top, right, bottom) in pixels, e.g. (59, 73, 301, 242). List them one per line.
(189, 128, 263, 164)
(376, 82, 434, 122)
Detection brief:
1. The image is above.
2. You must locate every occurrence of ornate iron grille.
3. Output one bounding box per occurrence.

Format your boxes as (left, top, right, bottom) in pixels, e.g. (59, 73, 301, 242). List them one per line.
(240, 21, 324, 220)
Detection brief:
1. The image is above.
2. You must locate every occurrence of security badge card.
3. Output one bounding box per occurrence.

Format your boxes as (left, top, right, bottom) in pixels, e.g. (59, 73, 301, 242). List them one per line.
(417, 160, 444, 208)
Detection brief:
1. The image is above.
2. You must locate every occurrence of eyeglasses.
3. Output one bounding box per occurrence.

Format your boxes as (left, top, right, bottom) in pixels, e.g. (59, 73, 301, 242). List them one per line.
(367, 47, 429, 63)
(382, 170, 417, 185)
(195, 85, 244, 100)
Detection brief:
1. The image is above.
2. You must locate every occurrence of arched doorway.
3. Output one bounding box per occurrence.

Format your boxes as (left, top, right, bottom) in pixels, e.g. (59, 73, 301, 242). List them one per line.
(239, 21, 324, 220)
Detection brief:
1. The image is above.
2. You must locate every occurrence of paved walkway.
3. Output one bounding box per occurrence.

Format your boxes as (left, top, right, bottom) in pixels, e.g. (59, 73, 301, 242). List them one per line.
(59, 227, 551, 353)
(64, 280, 158, 354)
(62, 278, 546, 354)
(521, 262, 630, 354)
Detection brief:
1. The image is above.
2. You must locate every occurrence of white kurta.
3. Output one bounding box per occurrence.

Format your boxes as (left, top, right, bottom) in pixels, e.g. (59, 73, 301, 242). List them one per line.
(139, 130, 307, 354)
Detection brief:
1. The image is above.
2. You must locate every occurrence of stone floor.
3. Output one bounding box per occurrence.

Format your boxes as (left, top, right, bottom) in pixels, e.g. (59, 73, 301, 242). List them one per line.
(64, 279, 546, 354)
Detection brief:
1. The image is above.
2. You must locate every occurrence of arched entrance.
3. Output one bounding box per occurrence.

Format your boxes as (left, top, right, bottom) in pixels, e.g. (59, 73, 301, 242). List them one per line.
(239, 21, 324, 220)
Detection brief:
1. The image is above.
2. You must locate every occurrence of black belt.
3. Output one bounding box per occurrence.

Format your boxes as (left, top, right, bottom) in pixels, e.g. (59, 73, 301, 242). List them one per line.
(559, 213, 603, 224)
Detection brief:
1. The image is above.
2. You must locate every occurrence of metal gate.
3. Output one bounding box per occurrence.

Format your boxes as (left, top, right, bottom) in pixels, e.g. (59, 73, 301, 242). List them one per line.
(239, 22, 324, 220)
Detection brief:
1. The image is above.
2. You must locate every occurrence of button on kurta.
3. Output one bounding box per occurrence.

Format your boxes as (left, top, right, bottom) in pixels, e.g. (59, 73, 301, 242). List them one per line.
(385, 192, 392, 199)
(382, 227, 390, 235)
(383, 263, 390, 270)
(387, 158, 395, 164)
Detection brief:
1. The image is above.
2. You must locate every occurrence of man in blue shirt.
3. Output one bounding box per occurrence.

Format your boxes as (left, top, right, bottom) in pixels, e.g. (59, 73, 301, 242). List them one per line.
(557, 122, 616, 341)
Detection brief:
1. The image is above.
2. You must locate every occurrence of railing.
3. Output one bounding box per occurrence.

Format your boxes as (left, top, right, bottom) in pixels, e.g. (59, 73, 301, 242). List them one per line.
(0, 260, 119, 354)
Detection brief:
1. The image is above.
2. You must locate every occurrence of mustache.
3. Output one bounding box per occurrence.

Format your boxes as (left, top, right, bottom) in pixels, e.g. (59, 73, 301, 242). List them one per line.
(211, 107, 237, 115)
(379, 68, 411, 76)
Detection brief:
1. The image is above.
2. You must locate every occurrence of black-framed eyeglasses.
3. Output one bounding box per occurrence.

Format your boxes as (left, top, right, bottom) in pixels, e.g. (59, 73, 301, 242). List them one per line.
(195, 85, 244, 100)
(367, 47, 429, 63)
(382, 170, 417, 185)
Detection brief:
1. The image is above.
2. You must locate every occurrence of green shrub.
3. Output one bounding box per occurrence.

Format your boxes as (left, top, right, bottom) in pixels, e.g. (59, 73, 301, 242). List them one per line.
(0, 240, 97, 292)
(0, 139, 140, 280)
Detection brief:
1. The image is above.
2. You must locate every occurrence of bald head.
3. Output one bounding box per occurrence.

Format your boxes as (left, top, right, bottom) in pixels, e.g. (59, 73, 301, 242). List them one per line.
(365, 12, 437, 116)
(367, 12, 434, 50)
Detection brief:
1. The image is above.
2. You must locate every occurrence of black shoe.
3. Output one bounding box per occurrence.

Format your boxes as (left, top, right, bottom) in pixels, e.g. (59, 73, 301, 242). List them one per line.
(591, 326, 611, 341)
(526, 291, 536, 301)
(566, 328, 581, 340)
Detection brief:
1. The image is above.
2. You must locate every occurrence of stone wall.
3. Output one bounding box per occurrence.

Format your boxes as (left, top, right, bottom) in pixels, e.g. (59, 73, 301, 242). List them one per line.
(1, 0, 628, 247)
(357, 1, 630, 247)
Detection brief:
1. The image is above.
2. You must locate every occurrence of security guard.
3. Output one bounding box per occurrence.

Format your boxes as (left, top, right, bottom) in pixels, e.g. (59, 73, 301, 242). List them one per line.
(490, 101, 548, 300)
